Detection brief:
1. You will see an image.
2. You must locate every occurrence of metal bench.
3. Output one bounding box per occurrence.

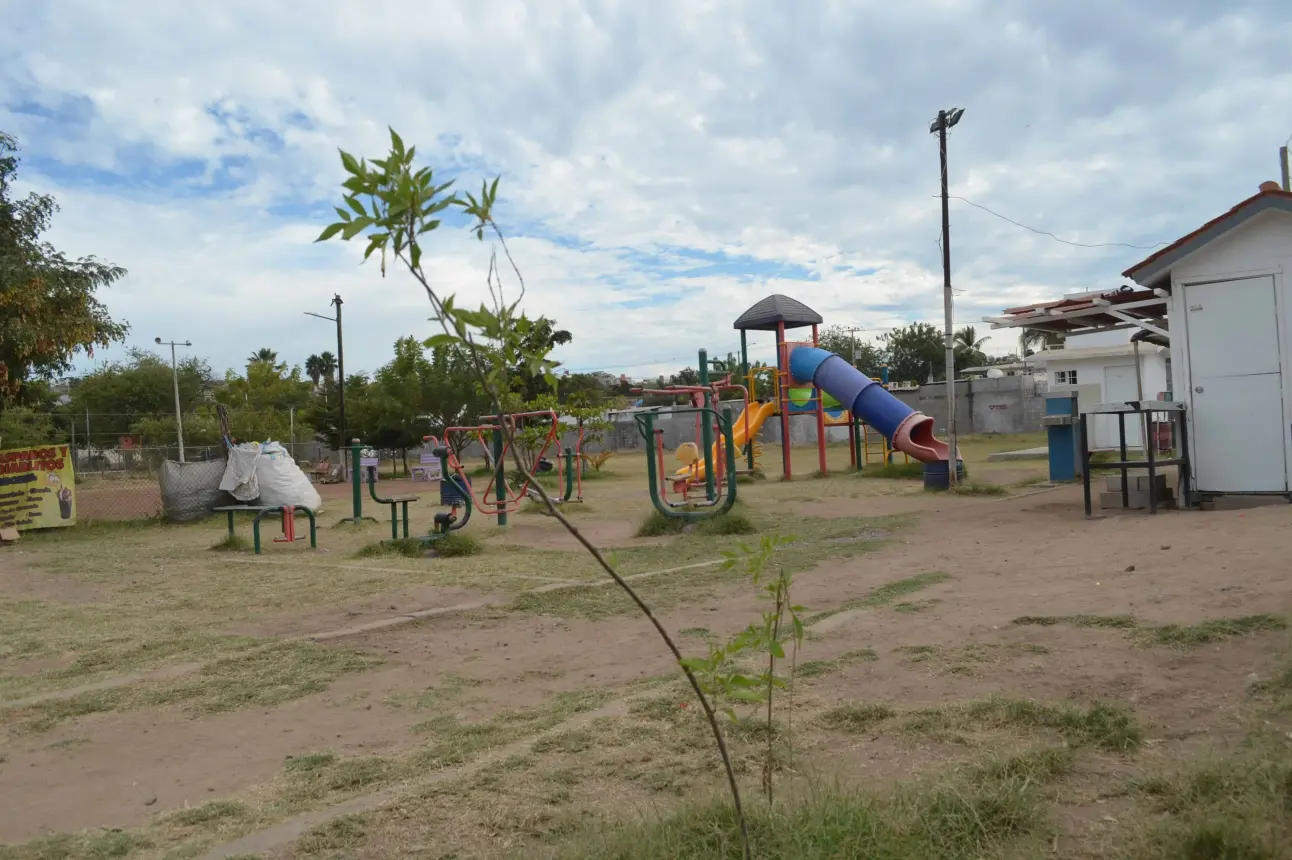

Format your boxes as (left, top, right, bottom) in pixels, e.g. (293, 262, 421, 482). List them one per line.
(366, 467, 421, 540)
(213, 505, 318, 554)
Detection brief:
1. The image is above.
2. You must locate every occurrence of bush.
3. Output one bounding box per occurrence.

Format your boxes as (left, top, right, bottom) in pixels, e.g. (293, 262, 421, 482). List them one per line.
(635, 509, 688, 537)
(355, 538, 425, 558)
(431, 532, 483, 557)
(696, 510, 757, 536)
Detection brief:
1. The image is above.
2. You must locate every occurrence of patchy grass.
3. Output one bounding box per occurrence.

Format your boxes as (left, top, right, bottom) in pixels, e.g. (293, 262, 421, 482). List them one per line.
(513, 515, 910, 620)
(295, 813, 371, 857)
(209, 533, 252, 552)
(354, 537, 426, 558)
(946, 481, 1007, 497)
(1013, 614, 1140, 630)
(5, 828, 156, 859)
(893, 599, 940, 613)
(167, 800, 248, 827)
(537, 745, 1069, 860)
(11, 642, 376, 732)
(858, 461, 926, 479)
(1138, 615, 1287, 648)
(808, 571, 950, 625)
(1013, 613, 1287, 649)
(893, 642, 1050, 677)
(1127, 756, 1292, 859)
(799, 648, 879, 678)
(821, 702, 897, 731)
(903, 697, 1142, 752)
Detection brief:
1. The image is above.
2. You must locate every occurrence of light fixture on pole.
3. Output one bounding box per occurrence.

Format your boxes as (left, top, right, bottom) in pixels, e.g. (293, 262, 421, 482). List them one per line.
(305, 295, 346, 471)
(155, 337, 193, 462)
(929, 106, 965, 485)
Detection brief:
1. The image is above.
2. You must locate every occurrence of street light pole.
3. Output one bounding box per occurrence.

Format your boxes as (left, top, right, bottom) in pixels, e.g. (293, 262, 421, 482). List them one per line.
(155, 337, 192, 462)
(930, 106, 965, 485)
(305, 294, 346, 472)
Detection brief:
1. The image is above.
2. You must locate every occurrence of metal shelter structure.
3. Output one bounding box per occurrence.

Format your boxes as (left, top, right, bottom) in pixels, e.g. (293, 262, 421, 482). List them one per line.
(984, 285, 1170, 342)
(734, 294, 827, 478)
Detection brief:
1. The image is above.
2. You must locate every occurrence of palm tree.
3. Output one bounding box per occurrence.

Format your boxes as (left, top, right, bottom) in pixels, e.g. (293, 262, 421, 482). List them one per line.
(1020, 328, 1064, 356)
(318, 351, 337, 382)
(305, 354, 325, 388)
(248, 348, 278, 365)
(953, 326, 987, 352)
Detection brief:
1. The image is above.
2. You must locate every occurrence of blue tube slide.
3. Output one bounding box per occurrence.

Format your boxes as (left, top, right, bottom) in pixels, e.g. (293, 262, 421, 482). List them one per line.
(788, 347, 955, 463)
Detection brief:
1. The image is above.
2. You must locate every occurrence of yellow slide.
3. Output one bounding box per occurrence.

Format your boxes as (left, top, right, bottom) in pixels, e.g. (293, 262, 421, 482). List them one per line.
(675, 401, 777, 482)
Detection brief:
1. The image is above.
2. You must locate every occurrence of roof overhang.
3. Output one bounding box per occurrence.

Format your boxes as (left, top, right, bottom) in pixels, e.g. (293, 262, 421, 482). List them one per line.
(985, 286, 1170, 340)
(1123, 190, 1292, 290)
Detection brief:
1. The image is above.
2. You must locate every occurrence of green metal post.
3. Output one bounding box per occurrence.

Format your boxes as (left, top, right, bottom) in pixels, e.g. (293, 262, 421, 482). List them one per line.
(492, 428, 507, 527)
(350, 440, 362, 524)
(698, 349, 716, 502)
(564, 447, 575, 501)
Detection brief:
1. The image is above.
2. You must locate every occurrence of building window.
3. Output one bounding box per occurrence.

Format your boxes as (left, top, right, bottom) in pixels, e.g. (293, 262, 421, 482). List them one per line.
(1054, 370, 1078, 385)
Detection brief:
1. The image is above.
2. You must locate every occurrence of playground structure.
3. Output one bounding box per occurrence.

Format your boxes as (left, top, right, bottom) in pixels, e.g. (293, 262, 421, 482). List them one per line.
(731, 295, 955, 480)
(346, 441, 472, 543)
(632, 351, 739, 522)
(343, 409, 590, 540)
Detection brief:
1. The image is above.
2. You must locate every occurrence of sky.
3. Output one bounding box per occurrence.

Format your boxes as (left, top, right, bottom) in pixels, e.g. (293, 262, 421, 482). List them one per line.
(3, 0, 1291, 381)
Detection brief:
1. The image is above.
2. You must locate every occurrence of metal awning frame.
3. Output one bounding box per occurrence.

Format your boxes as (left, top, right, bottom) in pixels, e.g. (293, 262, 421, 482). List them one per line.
(985, 287, 1171, 340)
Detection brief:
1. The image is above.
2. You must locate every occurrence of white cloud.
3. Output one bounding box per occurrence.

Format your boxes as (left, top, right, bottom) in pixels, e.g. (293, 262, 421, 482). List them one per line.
(3, 0, 1292, 380)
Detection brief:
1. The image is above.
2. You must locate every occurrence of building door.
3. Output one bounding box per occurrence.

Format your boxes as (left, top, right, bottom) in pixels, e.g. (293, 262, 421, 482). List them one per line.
(1092, 365, 1143, 449)
(1184, 275, 1287, 493)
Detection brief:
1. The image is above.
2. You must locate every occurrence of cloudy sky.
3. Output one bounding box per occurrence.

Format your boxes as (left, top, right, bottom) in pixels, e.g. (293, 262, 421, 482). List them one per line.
(4, 0, 1291, 380)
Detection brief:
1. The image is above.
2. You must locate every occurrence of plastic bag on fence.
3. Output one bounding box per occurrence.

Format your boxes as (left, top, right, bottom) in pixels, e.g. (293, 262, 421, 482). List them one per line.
(160, 460, 227, 523)
(256, 442, 323, 511)
(219, 444, 264, 502)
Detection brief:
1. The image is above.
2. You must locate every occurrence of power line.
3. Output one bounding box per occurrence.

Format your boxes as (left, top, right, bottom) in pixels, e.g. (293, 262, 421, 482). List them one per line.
(943, 195, 1172, 250)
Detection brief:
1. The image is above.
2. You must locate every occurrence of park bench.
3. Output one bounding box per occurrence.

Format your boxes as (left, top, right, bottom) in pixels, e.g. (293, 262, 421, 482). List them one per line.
(213, 504, 317, 554)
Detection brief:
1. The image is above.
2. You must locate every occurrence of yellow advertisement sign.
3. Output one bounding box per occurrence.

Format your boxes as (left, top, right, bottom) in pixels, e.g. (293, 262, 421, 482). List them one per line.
(0, 444, 76, 531)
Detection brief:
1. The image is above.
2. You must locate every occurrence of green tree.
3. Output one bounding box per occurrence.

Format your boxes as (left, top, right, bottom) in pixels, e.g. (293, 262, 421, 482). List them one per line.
(0, 132, 128, 407)
(66, 349, 213, 445)
(247, 348, 278, 366)
(0, 407, 68, 448)
(509, 317, 572, 400)
(218, 360, 312, 413)
(1020, 328, 1064, 356)
(317, 351, 337, 380)
(952, 325, 990, 370)
(305, 354, 326, 388)
(880, 322, 946, 383)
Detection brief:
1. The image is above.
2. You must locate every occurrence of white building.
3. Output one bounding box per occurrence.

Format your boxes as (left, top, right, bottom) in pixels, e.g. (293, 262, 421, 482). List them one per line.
(1036, 341, 1169, 449)
(988, 181, 1292, 501)
(1124, 182, 1292, 499)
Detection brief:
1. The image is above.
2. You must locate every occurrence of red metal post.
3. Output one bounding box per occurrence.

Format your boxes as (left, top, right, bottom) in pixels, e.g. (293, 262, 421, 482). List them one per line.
(812, 323, 827, 474)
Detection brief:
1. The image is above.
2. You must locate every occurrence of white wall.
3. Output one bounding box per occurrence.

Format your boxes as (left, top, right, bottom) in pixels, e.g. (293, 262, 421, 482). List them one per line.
(1167, 208, 1292, 492)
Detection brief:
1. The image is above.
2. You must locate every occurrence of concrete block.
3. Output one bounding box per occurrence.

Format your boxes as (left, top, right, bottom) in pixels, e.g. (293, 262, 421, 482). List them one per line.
(1100, 489, 1176, 510)
(1105, 473, 1169, 493)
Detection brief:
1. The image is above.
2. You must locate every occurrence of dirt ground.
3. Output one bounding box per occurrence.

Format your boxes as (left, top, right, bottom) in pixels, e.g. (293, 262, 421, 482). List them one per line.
(3, 437, 1291, 858)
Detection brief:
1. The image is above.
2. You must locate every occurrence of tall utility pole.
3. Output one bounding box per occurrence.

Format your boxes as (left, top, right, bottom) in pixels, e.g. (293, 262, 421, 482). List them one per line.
(1281, 144, 1290, 192)
(842, 326, 864, 366)
(930, 106, 965, 485)
(155, 337, 192, 462)
(305, 294, 346, 471)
